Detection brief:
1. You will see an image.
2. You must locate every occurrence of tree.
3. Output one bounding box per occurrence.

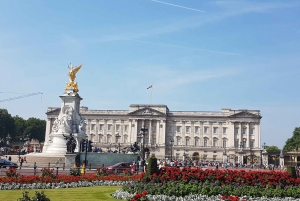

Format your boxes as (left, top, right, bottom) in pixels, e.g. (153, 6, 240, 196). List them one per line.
(283, 127, 300, 152)
(0, 109, 16, 140)
(24, 118, 46, 142)
(13, 115, 26, 139)
(266, 146, 281, 152)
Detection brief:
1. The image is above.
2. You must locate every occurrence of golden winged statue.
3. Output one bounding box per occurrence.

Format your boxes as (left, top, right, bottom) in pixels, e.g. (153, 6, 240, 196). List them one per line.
(65, 63, 82, 93)
(68, 63, 82, 82)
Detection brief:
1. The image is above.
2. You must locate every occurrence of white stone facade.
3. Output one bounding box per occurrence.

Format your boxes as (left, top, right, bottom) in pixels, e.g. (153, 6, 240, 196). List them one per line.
(45, 104, 262, 164)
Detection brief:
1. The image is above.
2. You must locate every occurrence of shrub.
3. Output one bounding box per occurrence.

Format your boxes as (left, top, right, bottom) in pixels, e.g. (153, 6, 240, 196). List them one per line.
(41, 168, 55, 177)
(70, 167, 81, 176)
(6, 167, 20, 178)
(95, 167, 109, 176)
(287, 166, 297, 178)
(146, 154, 158, 176)
(18, 191, 50, 201)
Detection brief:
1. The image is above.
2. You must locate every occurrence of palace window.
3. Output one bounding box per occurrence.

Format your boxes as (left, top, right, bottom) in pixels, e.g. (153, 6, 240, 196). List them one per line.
(153, 126, 156, 132)
(185, 138, 190, 146)
(99, 124, 103, 131)
(107, 135, 111, 143)
(176, 126, 181, 133)
(186, 126, 190, 133)
(213, 155, 217, 161)
(204, 127, 208, 134)
(204, 139, 208, 147)
(91, 124, 95, 131)
(213, 127, 218, 134)
(152, 138, 156, 145)
(234, 128, 239, 134)
(194, 138, 199, 146)
(250, 141, 254, 148)
(235, 140, 239, 148)
(250, 128, 254, 135)
(116, 124, 120, 132)
(176, 137, 181, 146)
(98, 135, 103, 143)
(243, 139, 247, 148)
(108, 124, 112, 131)
(223, 127, 227, 134)
(195, 126, 199, 133)
(223, 140, 226, 148)
(124, 125, 128, 132)
(213, 139, 218, 147)
(242, 128, 246, 135)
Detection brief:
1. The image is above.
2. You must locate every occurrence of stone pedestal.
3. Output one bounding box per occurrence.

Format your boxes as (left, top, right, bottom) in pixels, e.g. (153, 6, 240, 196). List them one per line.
(65, 154, 77, 168)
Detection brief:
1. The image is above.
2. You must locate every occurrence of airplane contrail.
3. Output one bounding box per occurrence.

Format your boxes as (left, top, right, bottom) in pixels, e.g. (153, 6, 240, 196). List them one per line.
(151, 0, 206, 13)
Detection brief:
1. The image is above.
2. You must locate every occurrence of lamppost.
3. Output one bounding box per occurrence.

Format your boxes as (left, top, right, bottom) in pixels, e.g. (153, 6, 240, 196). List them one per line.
(115, 133, 121, 153)
(170, 138, 174, 161)
(260, 142, 266, 167)
(139, 126, 148, 160)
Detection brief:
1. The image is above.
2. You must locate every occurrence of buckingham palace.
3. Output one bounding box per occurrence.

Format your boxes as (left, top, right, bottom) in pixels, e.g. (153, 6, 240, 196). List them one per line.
(45, 104, 262, 164)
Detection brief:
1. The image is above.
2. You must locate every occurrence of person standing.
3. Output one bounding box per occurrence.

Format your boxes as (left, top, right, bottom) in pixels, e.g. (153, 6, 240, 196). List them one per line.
(20, 157, 24, 167)
(8, 156, 11, 161)
(24, 156, 27, 163)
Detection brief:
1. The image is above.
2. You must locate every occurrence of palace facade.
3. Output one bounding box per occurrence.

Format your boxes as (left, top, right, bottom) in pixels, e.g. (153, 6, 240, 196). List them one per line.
(45, 104, 262, 164)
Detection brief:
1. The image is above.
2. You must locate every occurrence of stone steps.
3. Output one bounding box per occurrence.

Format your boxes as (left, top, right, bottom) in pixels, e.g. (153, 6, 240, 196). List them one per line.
(6, 154, 66, 168)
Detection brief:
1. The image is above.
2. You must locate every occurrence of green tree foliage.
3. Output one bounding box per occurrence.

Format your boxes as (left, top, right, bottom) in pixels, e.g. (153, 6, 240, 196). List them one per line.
(24, 117, 46, 142)
(0, 109, 46, 143)
(283, 127, 300, 152)
(13, 116, 26, 139)
(266, 146, 281, 152)
(0, 109, 15, 140)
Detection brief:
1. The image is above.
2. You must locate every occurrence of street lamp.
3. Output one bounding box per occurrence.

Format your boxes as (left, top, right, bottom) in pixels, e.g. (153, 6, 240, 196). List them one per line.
(170, 138, 174, 161)
(139, 126, 148, 159)
(115, 133, 121, 153)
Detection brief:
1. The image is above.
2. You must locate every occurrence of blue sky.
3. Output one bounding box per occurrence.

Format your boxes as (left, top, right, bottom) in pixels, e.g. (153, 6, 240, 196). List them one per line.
(0, 0, 300, 149)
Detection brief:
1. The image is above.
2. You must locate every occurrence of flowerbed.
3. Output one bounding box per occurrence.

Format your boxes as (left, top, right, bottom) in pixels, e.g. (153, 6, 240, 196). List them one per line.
(149, 167, 300, 188)
(2, 167, 300, 200)
(119, 167, 300, 200)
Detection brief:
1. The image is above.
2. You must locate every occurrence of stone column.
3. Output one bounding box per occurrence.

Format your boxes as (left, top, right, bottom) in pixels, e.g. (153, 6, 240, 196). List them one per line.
(133, 119, 138, 142)
(239, 122, 242, 146)
(246, 123, 250, 148)
(156, 120, 160, 145)
(190, 121, 194, 145)
(200, 121, 203, 145)
(255, 123, 260, 148)
(149, 120, 152, 145)
(218, 122, 222, 147)
(209, 122, 213, 146)
(228, 121, 234, 148)
(161, 120, 166, 145)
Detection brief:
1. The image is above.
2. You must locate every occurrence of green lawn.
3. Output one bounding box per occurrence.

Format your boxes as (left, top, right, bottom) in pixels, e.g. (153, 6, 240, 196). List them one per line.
(0, 186, 122, 201)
